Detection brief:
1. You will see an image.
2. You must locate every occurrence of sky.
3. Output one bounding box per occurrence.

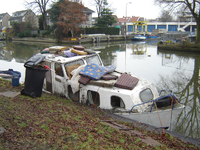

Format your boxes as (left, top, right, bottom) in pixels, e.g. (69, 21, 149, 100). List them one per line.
(0, 0, 161, 19)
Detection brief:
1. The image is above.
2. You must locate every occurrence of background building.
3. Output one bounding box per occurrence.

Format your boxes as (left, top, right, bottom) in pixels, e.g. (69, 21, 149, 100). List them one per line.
(0, 13, 11, 29)
(8, 10, 38, 28)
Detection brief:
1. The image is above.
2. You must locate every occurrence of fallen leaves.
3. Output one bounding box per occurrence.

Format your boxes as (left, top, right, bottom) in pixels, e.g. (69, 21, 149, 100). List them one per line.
(0, 79, 199, 149)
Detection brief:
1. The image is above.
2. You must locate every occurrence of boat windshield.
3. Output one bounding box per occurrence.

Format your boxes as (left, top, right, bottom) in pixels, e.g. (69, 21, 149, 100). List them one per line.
(64, 59, 85, 79)
(140, 88, 154, 103)
(64, 59, 85, 68)
(85, 54, 102, 66)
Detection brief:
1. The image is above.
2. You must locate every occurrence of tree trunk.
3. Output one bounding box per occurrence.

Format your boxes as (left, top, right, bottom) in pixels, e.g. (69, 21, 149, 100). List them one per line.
(196, 21, 200, 43)
(71, 30, 74, 38)
(42, 14, 47, 31)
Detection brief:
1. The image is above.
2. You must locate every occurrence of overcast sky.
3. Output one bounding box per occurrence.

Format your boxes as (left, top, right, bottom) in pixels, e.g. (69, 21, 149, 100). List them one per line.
(0, 0, 161, 19)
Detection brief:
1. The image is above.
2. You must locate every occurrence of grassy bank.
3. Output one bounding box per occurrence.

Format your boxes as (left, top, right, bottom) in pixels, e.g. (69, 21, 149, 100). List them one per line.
(0, 79, 199, 149)
(158, 42, 200, 52)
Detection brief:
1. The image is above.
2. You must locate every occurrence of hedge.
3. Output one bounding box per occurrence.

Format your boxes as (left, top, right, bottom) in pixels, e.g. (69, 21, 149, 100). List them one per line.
(84, 27, 119, 35)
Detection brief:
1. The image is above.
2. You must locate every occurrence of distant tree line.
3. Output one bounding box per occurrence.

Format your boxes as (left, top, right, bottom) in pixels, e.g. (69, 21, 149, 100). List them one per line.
(8, 0, 117, 40)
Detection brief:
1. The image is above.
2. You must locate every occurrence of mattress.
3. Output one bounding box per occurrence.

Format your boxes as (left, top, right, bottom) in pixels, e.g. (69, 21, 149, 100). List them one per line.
(79, 63, 116, 81)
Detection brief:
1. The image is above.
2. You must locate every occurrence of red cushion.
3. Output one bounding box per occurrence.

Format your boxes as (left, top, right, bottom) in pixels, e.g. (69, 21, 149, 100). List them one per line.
(78, 76, 91, 85)
(114, 73, 139, 90)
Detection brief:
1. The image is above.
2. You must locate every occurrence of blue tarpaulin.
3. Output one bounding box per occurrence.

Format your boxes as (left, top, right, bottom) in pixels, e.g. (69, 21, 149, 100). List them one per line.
(0, 69, 21, 77)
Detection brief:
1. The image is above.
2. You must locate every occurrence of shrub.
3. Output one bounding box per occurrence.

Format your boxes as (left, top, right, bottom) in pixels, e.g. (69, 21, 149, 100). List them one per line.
(31, 33, 39, 37)
(17, 32, 24, 38)
(24, 30, 31, 37)
(85, 27, 119, 35)
(41, 30, 49, 37)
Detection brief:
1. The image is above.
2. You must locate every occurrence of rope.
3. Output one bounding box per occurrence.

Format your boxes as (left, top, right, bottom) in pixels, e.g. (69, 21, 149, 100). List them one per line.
(165, 96, 174, 129)
(154, 101, 166, 135)
(155, 96, 177, 137)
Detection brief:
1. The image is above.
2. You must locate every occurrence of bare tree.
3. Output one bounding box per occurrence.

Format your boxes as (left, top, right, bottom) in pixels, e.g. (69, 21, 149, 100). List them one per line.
(159, 10, 173, 22)
(155, 0, 200, 43)
(93, 0, 105, 18)
(26, 0, 50, 30)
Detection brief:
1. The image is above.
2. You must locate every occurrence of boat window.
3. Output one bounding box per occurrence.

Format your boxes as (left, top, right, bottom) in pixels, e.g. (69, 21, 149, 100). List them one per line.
(140, 89, 153, 103)
(64, 59, 84, 68)
(111, 96, 125, 108)
(55, 63, 64, 77)
(64, 60, 85, 79)
(87, 90, 100, 106)
(86, 55, 102, 66)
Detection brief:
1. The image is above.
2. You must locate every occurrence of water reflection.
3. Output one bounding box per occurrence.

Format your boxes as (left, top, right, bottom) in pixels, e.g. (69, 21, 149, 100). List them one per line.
(131, 41, 147, 55)
(0, 41, 52, 83)
(0, 41, 50, 63)
(157, 49, 200, 139)
(0, 40, 199, 139)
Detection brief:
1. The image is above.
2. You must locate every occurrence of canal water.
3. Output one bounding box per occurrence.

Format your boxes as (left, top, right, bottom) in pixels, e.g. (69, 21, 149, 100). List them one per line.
(0, 40, 200, 140)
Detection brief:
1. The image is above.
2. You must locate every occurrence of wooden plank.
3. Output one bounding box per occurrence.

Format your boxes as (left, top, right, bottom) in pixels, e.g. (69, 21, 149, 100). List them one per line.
(101, 121, 162, 147)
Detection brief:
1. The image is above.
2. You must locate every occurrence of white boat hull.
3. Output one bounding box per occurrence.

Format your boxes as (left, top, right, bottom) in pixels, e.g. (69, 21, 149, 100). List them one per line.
(115, 107, 184, 129)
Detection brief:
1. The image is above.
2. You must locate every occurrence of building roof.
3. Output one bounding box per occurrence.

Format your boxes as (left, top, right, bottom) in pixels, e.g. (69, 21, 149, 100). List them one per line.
(12, 10, 28, 15)
(118, 17, 131, 23)
(130, 16, 139, 22)
(0, 13, 9, 20)
(83, 7, 95, 13)
(118, 16, 139, 23)
(9, 10, 30, 21)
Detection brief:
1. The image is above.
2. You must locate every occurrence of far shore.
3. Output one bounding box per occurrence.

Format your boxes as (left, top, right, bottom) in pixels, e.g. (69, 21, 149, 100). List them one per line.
(11, 35, 133, 44)
(158, 42, 200, 53)
(8, 36, 200, 53)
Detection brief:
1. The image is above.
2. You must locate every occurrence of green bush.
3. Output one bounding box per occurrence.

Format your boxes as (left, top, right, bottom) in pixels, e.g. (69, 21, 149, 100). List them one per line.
(24, 30, 31, 37)
(17, 30, 32, 38)
(31, 33, 39, 37)
(85, 27, 119, 35)
(41, 30, 49, 37)
(17, 32, 24, 38)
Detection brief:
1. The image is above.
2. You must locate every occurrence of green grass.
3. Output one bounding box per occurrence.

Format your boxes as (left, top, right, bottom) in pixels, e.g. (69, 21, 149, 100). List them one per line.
(0, 79, 199, 149)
